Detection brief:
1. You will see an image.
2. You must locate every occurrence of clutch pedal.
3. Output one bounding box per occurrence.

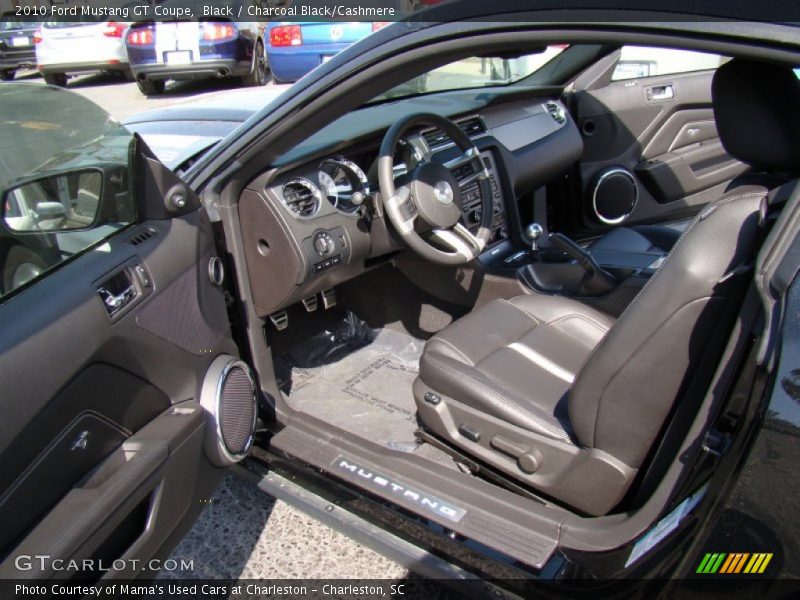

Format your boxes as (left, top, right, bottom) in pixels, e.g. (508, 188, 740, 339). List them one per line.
(269, 310, 289, 331)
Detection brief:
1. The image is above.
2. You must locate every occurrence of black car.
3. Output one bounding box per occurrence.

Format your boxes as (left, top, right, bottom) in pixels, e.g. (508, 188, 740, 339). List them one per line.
(1, 1, 800, 595)
(0, 15, 37, 81)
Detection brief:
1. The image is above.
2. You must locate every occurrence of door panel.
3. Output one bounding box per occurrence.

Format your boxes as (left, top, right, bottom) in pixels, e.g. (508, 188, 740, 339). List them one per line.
(0, 207, 237, 578)
(571, 69, 748, 235)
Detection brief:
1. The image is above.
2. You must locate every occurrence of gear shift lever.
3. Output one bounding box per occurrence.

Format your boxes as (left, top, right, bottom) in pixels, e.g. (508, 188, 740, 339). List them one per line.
(526, 222, 544, 252)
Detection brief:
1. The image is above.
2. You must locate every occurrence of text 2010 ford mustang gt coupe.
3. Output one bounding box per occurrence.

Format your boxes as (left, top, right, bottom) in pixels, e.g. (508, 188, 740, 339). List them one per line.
(1, 1, 800, 596)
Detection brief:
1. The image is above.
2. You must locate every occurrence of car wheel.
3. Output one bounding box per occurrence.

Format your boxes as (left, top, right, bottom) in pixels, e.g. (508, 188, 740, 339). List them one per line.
(2, 245, 48, 294)
(242, 41, 268, 87)
(43, 73, 68, 87)
(0, 69, 15, 81)
(136, 78, 165, 96)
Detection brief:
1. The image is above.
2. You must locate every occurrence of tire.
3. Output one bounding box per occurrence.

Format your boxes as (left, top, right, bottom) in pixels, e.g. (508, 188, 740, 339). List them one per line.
(241, 41, 268, 87)
(43, 72, 67, 87)
(136, 78, 165, 96)
(0, 69, 15, 81)
(2, 245, 49, 294)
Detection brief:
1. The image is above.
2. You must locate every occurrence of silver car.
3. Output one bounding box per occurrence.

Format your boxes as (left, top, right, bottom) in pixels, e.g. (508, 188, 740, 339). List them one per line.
(35, 20, 132, 86)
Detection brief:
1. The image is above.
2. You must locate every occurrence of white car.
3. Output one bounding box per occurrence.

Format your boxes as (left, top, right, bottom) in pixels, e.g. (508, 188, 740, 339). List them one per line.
(35, 21, 131, 86)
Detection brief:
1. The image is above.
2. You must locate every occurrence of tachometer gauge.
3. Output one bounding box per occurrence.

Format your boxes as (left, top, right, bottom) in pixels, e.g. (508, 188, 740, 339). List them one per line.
(318, 158, 369, 214)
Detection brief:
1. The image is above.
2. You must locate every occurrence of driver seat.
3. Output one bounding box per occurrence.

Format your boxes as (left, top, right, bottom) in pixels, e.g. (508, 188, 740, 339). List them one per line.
(414, 58, 800, 515)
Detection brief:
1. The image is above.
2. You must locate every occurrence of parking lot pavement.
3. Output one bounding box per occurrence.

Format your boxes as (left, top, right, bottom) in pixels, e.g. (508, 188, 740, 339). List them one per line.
(9, 69, 291, 120)
(159, 474, 410, 580)
(158, 474, 454, 598)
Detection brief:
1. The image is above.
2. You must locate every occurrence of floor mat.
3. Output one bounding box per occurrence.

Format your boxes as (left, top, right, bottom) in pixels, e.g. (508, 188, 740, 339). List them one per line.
(278, 315, 425, 447)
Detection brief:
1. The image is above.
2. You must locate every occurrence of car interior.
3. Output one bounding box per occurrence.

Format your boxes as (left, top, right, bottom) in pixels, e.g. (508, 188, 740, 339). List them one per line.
(2, 25, 799, 582)
(224, 37, 800, 567)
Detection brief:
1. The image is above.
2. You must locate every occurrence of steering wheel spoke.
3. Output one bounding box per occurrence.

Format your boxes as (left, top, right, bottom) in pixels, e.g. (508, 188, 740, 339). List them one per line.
(430, 223, 485, 260)
(385, 185, 417, 235)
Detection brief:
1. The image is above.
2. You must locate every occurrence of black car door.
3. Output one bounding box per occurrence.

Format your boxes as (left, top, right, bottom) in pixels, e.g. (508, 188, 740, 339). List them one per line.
(0, 84, 253, 581)
(566, 46, 748, 237)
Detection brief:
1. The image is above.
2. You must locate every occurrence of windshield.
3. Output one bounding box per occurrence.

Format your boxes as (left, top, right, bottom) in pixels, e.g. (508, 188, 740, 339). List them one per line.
(371, 46, 567, 102)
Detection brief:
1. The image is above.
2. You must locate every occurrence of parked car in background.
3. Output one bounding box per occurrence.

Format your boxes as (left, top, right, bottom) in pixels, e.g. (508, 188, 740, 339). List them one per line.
(0, 14, 37, 81)
(267, 20, 387, 83)
(34, 20, 131, 87)
(125, 0, 267, 96)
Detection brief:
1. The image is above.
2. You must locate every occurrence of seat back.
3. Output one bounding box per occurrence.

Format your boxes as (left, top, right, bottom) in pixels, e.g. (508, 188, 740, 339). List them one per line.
(568, 186, 766, 467)
(568, 56, 800, 468)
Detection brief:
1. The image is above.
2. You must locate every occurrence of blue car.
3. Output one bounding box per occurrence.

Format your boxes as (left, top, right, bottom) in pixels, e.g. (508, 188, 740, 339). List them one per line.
(267, 21, 385, 83)
(125, 0, 267, 96)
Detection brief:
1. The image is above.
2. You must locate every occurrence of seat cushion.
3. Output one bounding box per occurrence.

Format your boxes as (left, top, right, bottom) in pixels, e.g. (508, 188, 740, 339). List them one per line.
(418, 294, 614, 442)
(590, 224, 684, 254)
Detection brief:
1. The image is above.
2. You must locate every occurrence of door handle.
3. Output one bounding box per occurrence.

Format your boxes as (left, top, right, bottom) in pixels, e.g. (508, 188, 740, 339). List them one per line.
(98, 285, 137, 315)
(648, 84, 675, 102)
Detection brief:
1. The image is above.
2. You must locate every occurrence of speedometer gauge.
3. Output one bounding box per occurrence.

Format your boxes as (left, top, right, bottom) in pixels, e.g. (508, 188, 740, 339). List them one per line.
(318, 158, 369, 214)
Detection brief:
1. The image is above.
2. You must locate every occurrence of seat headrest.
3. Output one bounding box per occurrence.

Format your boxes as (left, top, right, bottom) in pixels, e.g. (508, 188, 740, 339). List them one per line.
(713, 58, 800, 174)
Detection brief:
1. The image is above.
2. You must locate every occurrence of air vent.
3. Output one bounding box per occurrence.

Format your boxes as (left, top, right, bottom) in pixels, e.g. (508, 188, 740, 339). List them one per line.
(544, 102, 567, 125)
(422, 116, 487, 149)
(127, 227, 157, 246)
(281, 178, 321, 218)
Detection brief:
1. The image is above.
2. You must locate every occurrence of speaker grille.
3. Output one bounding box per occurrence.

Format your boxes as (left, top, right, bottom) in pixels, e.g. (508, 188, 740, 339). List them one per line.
(592, 168, 638, 225)
(136, 256, 227, 355)
(219, 367, 256, 456)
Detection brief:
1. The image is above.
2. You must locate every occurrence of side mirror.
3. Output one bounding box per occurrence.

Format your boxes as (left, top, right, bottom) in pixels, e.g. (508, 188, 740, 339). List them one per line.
(2, 168, 104, 233)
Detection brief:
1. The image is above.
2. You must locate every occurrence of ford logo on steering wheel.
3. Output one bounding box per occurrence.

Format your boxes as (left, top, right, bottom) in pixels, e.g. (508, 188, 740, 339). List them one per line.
(434, 181, 454, 205)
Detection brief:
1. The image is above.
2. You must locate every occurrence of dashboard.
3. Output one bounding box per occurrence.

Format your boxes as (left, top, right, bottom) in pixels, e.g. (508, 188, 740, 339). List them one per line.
(238, 87, 583, 317)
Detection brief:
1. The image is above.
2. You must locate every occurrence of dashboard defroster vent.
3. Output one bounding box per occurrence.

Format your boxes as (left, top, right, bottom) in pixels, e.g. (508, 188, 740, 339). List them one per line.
(127, 227, 157, 247)
(422, 116, 487, 149)
(281, 178, 321, 218)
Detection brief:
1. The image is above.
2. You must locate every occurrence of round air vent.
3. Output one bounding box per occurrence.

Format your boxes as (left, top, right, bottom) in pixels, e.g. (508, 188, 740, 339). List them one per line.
(200, 356, 257, 466)
(281, 178, 321, 218)
(590, 167, 639, 225)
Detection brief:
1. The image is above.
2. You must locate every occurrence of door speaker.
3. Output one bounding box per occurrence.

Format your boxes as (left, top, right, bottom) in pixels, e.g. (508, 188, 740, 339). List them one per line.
(590, 167, 639, 225)
(200, 355, 257, 466)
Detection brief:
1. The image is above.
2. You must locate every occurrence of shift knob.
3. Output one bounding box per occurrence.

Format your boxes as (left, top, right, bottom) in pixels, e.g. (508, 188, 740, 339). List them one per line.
(526, 222, 544, 251)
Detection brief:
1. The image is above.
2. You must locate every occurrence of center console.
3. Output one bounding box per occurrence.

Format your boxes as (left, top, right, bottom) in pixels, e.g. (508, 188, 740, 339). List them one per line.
(480, 222, 669, 317)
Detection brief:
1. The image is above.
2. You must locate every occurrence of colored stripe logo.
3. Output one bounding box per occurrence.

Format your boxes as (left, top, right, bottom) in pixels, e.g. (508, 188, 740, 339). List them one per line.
(696, 553, 773, 574)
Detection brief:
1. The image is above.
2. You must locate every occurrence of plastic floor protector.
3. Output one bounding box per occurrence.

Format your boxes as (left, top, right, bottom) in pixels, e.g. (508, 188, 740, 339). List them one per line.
(278, 313, 425, 448)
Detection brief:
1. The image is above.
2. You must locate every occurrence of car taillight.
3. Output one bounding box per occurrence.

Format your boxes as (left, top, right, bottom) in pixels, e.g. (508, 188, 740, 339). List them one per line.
(270, 25, 302, 47)
(103, 21, 126, 38)
(33, 30, 42, 44)
(203, 22, 236, 41)
(127, 27, 153, 45)
(371, 22, 390, 32)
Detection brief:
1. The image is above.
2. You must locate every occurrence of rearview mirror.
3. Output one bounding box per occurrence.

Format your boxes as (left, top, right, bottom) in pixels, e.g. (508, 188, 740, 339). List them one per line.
(2, 169, 104, 233)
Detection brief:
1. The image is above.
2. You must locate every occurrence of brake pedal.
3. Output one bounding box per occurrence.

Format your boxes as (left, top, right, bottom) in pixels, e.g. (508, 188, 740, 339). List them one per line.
(301, 295, 318, 312)
(321, 288, 337, 309)
(269, 310, 289, 331)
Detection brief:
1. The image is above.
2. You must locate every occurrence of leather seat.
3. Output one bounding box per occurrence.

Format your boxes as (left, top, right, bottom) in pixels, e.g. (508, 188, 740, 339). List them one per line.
(415, 59, 800, 515)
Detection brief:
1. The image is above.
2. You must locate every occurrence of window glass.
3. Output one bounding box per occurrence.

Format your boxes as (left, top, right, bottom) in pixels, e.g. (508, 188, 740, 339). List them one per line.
(0, 85, 136, 300)
(612, 46, 725, 81)
(370, 46, 569, 102)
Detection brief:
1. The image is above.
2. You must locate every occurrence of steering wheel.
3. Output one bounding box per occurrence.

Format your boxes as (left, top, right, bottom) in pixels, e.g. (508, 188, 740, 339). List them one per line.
(378, 113, 494, 265)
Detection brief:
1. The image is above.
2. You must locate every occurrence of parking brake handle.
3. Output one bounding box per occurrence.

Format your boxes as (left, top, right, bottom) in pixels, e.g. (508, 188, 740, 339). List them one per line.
(549, 233, 617, 295)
